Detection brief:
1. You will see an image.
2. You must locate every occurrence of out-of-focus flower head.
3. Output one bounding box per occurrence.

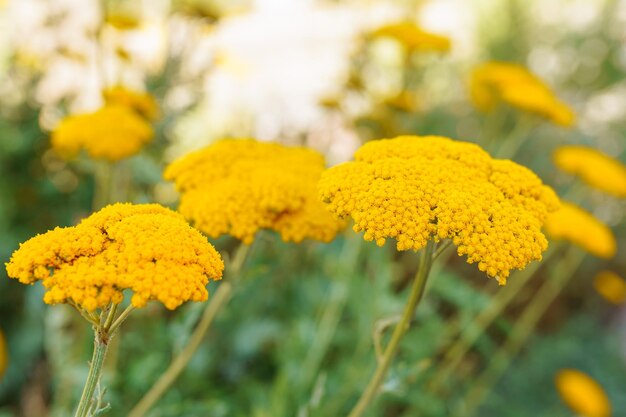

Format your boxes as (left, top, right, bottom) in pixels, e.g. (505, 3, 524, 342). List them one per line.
(470, 61, 575, 127)
(555, 369, 612, 417)
(554, 145, 626, 198)
(5, 203, 224, 312)
(369, 22, 451, 53)
(164, 139, 346, 245)
(103, 86, 160, 121)
(51, 105, 154, 162)
(544, 201, 616, 259)
(319, 135, 559, 284)
(593, 270, 626, 305)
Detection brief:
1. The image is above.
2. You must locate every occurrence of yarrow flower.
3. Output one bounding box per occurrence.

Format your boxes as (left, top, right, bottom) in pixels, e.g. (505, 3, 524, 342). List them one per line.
(319, 135, 559, 283)
(469, 61, 575, 127)
(555, 369, 612, 417)
(593, 270, 626, 305)
(51, 105, 154, 162)
(369, 21, 451, 52)
(164, 139, 346, 245)
(103, 86, 160, 121)
(554, 145, 626, 198)
(5, 203, 224, 311)
(544, 201, 616, 259)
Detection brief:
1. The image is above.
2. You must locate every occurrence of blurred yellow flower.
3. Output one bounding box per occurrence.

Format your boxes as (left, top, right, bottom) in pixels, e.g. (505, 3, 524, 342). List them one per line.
(164, 139, 346, 244)
(51, 105, 154, 162)
(105, 13, 142, 30)
(554, 145, 626, 198)
(103, 86, 160, 121)
(319, 135, 559, 283)
(470, 62, 575, 127)
(385, 91, 419, 113)
(5, 203, 224, 312)
(555, 369, 611, 417)
(544, 201, 616, 259)
(369, 22, 451, 52)
(593, 270, 626, 305)
(0, 329, 6, 378)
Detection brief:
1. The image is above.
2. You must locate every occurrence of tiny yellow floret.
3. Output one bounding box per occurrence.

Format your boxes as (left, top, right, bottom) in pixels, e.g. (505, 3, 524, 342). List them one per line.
(369, 22, 451, 52)
(593, 270, 626, 305)
(103, 86, 160, 121)
(544, 201, 616, 259)
(319, 135, 559, 283)
(555, 369, 612, 417)
(5, 203, 224, 311)
(51, 105, 154, 162)
(164, 139, 346, 244)
(470, 61, 575, 127)
(554, 145, 626, 198)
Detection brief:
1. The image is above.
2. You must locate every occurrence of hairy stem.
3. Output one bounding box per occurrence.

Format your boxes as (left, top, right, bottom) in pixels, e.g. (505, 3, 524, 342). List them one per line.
(73, 331, 110, 417)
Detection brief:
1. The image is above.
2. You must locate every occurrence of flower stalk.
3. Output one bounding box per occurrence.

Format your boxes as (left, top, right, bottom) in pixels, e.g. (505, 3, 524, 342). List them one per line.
(347, 240, 436, 417)
(74, 325, 112, 417)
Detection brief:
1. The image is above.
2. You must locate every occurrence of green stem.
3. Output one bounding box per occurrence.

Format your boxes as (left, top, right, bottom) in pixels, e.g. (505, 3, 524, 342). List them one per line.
(127, 243, 250, 417)
(73, 331, 110, 417)
(347, 240, 436, 417)
(457, 246, 584, 416)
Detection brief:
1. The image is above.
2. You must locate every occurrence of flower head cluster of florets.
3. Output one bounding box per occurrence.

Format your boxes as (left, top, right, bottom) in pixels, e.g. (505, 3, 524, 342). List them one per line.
(51, 105, 154, 162)
(470, 61, 575, 127)
(319, 135, 560, 283)
(544, 201, 616, 259)
(5, 203, 224, 311)
(554, 145, 626, 198)
(164, 139, 346, 245)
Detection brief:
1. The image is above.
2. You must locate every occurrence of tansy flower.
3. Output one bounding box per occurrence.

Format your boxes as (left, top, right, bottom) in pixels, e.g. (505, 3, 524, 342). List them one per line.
(319, 135, 559, 283)
(51, 105, 153, 162)
(369, 21, 451, 52)
(103, 86, 160, 121)
(555, 369, 612, 417)
(0, 328, 6, 378)
(544, 201, 616, 259)
(470, 61, 575, 127)
(593, 270, 626, 305)
(164, 139, 346, 245)
(554, 145, 626, 198)
(5, 203, 224, 312)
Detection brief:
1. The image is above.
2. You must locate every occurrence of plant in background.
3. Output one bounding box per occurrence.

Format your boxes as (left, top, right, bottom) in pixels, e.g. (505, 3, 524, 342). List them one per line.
(103, 86, 160, 121)
(318, 135, 559, 416)
(368, 22, 451, 53)
(5, 203, 224, 417)
(554, 145, 626, 198)
(593, 271, 626, 306)
(0, 328, 6, 380)
(555, 369, 612, 417)
(127, 138, 346, 417)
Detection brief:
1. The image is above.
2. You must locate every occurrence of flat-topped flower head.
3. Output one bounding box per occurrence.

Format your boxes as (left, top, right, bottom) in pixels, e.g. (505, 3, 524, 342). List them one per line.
(555, 369, 612, 417)
(369, 22, 451, 52)
(51, 105, 154, 162)
(103, 86, 160, 121)
(544, 201, 616, 259)
(470, 61, 575, 127)
(319, 135, 559, 283)
(554, 145, 626, 198)
(164, 139, 346, 244)
(5, 203, 224, 311)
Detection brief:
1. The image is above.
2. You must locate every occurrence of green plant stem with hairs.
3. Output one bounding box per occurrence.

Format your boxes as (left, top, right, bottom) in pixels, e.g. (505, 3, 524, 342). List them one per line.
(457, 246, 585, 416)
(127, 242, 251, 417)
(347, 239, 436, 417)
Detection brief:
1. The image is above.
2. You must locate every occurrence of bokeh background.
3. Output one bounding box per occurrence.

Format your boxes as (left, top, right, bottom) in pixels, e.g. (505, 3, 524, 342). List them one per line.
(0, 0, 625, 416)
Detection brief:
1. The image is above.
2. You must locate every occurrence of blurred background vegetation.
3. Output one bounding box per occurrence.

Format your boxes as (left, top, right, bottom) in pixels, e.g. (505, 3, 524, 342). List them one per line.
(0, 0, 625, 416)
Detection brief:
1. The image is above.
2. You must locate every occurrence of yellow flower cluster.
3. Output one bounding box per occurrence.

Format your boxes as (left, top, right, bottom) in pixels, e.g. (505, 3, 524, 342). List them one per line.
(544, 201, 616, 259)
(470, 62, 575, 127)
(5, 203, 224, 311)
(555, 369, 611, 417)
(319, 135, 559, 283)
(51, 105, 154, 162)
(554, 145, 626, 198)
(164, 139, 346, 244)
(369, 22, 451, 52)
(103, 86, 160, 121)
(0, 328, 6, 378)
(593, 270, 626, 305)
